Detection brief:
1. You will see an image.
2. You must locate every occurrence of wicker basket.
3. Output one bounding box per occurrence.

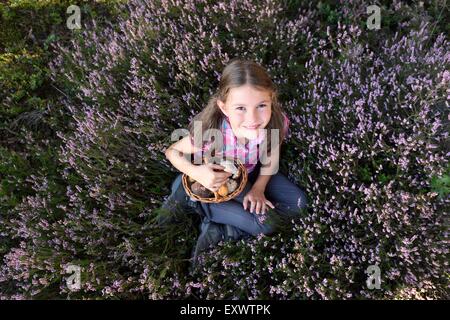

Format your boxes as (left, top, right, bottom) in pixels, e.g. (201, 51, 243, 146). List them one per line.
(182, 158, 248, 203)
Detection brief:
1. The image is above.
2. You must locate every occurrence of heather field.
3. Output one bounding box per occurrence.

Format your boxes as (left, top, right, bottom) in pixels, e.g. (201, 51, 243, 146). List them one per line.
(0, 0, 448, 300)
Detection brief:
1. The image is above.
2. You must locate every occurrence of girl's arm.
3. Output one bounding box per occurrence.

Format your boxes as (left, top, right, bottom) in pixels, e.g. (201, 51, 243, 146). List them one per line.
(254, 119, 288, 191)
(252, 174, 272, 192)
(164, 135, 202, 178)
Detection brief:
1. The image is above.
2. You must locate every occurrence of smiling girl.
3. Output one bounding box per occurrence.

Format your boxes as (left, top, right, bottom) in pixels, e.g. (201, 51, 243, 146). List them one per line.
(163, 59, 308, 265)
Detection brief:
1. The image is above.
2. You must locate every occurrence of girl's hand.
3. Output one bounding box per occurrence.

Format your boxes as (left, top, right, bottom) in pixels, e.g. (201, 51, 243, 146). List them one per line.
(192, 163, 232, 193)
(243, 187, 275, 215)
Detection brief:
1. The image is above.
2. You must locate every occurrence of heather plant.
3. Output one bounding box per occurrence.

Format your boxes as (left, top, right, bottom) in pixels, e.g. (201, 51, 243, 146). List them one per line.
(274, 21, 448, 299)
(1, 0, 448, 300)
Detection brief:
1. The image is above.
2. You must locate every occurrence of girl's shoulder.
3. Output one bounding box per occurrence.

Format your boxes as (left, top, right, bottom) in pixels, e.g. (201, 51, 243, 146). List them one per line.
(282, 112, 289, 120)
(282, 112, 290, 126)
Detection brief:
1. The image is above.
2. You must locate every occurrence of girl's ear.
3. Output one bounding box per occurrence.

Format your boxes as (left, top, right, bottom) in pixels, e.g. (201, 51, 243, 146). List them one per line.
(217, 99, 229, 118)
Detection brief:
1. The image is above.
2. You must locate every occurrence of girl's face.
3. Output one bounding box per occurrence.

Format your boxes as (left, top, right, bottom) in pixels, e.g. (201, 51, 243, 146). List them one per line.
(217, 85, 272, 141)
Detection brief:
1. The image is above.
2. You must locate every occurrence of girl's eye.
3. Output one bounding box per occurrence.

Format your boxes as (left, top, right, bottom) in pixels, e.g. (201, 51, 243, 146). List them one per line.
(235, 105, 266, 111)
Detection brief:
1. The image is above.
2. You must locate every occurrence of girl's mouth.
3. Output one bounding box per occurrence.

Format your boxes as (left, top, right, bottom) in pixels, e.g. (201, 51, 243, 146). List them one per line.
(244, 124, 261, 129)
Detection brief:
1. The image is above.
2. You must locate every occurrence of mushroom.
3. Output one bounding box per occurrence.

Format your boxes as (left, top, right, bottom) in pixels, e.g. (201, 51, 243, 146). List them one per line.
(191, 182, 213, 198)
(217, 184, 229, 197)
(220, 159, 240, 179)
(226, 179, 238, 193)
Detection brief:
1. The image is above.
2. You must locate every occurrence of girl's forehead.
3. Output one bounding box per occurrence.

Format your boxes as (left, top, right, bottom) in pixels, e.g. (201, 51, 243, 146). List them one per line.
(226, 86, 272, 104)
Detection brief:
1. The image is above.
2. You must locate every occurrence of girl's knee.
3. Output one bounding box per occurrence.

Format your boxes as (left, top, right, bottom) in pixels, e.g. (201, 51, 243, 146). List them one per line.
(280, 188, 308, 216)
(296, 188, 308, 210)
(255, 223, 274, 236)
(246, 216, 275, 237)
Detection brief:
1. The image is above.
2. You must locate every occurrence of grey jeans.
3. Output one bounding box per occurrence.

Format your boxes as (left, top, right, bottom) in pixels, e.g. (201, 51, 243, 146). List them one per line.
(196, 162, 308, 236)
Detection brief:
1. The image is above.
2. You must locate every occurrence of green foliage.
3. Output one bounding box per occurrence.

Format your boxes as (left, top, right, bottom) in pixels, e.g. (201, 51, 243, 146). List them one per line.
(430, 166, 450, 199)
(0, 146, 30, 208)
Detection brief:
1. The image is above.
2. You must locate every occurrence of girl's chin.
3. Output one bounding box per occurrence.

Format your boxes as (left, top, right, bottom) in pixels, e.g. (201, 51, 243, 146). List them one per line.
(241, 128, 262, 140)
(234, 127, 266, 141)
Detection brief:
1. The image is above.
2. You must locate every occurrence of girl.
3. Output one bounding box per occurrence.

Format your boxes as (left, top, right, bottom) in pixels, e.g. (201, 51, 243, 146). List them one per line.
(163, 59, 308, 265)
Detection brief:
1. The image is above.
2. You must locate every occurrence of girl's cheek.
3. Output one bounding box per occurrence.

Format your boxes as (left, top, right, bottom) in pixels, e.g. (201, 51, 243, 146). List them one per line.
(231, 114, 244, 123)
(264, 109, 272, 122)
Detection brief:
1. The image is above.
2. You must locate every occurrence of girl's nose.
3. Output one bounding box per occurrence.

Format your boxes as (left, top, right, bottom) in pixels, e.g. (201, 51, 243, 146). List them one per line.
(247, 109, 259, 123)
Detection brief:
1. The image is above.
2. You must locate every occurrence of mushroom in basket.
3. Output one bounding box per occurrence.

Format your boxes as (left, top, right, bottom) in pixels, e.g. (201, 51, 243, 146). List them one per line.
(191, 181, 214, 198)
(214, 159, 240, 197)
(189, 159, 241, 198)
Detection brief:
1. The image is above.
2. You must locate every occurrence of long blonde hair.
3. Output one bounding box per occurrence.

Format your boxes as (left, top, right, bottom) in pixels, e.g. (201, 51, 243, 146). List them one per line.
(188, 58, 286, 153)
